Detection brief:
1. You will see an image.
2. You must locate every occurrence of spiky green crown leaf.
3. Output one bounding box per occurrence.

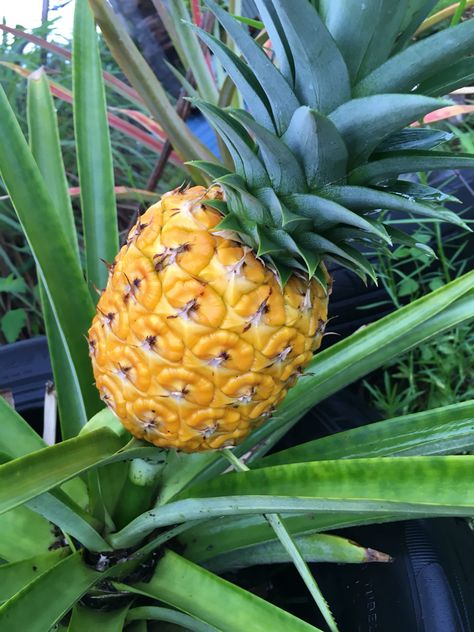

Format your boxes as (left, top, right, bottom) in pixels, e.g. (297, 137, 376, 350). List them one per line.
(190, 0, 474, 283)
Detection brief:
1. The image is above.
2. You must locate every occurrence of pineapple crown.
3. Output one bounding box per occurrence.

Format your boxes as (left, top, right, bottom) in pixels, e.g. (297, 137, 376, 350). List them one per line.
(188, 0, 474, 285)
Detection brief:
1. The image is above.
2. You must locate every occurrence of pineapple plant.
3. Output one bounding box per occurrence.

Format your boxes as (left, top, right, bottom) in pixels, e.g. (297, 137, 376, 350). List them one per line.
(1, 1, 474, 631)
(90, 0, 473, 452)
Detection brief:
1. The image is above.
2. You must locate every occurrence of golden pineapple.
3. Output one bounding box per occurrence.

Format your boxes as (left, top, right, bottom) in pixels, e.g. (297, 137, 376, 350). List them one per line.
(89, 185, 328, 451)
(89, 0, 471, 451)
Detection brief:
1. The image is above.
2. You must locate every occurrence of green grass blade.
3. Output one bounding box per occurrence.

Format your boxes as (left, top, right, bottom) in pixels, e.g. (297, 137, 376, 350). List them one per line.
(0, 550, 68, 603)
(88, 0, 216, 165)
(73, 0, 118, 296)
(0, 552, 99, 632)
(118, 550, 322, 632)
(27, 68, 87, 438)
(0, 428, 123, 516)
(260, 400, 474, 467)
(166, 0, 218, 103)
(0, 85, 100, 418)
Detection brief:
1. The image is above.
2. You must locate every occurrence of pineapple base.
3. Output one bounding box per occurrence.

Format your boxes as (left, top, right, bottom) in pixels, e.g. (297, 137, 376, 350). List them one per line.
(88, 186, 329, 452)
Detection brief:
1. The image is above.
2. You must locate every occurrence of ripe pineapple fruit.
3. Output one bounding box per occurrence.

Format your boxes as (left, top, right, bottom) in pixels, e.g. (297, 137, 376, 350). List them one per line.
(89, 0, 473, 452)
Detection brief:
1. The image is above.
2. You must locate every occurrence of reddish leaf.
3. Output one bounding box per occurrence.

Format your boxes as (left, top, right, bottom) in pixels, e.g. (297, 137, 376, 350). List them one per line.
(0, 62, 182, 166)
(0, 24, 144, 107)
(412, 104, 474, 125)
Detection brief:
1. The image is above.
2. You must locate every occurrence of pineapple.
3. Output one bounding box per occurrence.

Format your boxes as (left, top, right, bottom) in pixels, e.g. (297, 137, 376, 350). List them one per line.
(89, 0, 472, 452)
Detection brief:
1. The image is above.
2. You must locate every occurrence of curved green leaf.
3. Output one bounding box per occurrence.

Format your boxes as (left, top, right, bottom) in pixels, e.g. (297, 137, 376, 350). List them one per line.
(285, 193, 390, 237)
(120, 550, 321, 632)
(0, 549, 69, 603)
(191, 26, 274, 130)
(323, 184, 469, 229)
(329, 94, 447, 164)
(349, 150, 474, 184)
(282, 107, 347, 188)
(260, 400, 474, 467)
(166, 1, 218, 103)
(375, 128, 452, 153)
(204, 532, 389, 572)
(0, 428, 123, 516)
(231, 110, 307, 194)
(0, 397, 45, 459)
(0, 552, 99, 632)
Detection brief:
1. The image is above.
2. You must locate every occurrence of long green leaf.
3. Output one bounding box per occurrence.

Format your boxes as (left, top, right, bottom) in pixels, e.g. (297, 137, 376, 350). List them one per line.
(74, 0, 118, 296)
(120, 550, 321, 632)
(271, 0, 350, 112)
(416, 57, 474, 96)
(192, 26, 274, 130)
(165, 0, 218, 103)
(110, 454, 474, 548)
(204, 532, 389, 573)
(179, 509, 428, 561)
(349, 150, 474, 184)
(178, 456, 474, 514)
(88, 0, 216, 165)
(203, 0, 299, 134)
(27, 68, 87, 438)
(27, 489, 111, 552)
(323, 184, 469, 230)
(260, 400, 474, 467)
(0, 428, 123, 516)
(319, 0, 409, 83)
(0, 85, 100, 418)
(354, 18, 474, 96)
(0, 549, 69, 603)
(0, 552, 100, 632)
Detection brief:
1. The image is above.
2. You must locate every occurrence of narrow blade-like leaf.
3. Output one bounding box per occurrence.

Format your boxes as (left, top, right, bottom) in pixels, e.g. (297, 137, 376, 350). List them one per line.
(73, 0, 118, 296)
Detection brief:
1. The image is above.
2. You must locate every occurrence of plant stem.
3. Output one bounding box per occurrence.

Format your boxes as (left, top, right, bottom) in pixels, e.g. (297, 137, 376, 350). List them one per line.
(222, 448, 340, 632)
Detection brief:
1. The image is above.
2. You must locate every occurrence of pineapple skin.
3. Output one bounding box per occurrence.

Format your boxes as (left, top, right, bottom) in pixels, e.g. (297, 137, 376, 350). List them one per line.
(88, 186, 329, 452)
